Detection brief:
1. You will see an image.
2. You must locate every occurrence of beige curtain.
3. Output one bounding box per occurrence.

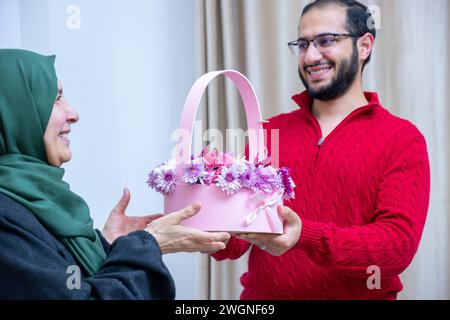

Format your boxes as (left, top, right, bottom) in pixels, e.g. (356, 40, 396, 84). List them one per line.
(195, 0, 450, 300)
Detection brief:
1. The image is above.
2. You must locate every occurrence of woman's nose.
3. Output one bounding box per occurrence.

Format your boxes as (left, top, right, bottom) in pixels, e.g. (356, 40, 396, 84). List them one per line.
(66, 103, 80, 123)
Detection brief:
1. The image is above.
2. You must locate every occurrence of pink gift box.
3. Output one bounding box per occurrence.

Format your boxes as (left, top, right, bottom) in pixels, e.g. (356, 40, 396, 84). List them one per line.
(163, 70, 284, 234)
(165, 184, 283, 234)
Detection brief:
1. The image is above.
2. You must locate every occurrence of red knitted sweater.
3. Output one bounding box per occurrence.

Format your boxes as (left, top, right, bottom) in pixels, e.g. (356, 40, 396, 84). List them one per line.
(213, 91, 430, 300)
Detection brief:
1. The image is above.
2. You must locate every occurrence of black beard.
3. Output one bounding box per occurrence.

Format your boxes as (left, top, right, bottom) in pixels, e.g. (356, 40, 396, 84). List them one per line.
(299, 45, 359, 101)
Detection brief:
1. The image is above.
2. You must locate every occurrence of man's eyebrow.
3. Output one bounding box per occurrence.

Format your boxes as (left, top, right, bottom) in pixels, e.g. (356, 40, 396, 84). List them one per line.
(298, 32, 334, 40)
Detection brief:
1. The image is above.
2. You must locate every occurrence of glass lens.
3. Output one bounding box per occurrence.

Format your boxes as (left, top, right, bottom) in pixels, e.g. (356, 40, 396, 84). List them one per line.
(315, 35, 337, 48)
(289, 43, 299, 56)
(297, 40, 309, 51)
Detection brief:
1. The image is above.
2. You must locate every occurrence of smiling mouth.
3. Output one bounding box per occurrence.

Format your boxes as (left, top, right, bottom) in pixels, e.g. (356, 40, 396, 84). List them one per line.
(58, 131, 71, 145)
(305, 64, 333, 76)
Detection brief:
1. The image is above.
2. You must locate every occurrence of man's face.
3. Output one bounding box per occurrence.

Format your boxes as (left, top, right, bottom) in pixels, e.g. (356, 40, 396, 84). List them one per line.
(298, 6, 360, 101)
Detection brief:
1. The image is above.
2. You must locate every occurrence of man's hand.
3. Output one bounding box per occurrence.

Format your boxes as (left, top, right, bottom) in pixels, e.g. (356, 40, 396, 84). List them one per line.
(101, 188, 162, 244)
(235, 206, 302, 256)
(145, 203, 231, 255)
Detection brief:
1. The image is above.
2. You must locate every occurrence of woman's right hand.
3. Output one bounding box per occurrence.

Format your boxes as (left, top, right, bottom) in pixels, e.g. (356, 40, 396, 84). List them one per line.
(145, 203, 230, 254)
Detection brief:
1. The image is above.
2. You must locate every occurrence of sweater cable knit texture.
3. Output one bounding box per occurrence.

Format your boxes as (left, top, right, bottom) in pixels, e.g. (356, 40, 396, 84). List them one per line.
(213, 91, 430, 300)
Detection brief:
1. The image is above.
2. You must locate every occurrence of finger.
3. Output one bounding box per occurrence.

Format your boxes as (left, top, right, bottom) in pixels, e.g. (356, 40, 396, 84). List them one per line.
(204, 241, 226, 253)
(278, 206, 296, 222)
(169, 203, 202, 224)
(144, 214, 163, 224)
(111, 188, 131, 215)
(186, 238, 226, 254)
(208, 232, 230, 242)
(238, 232, 277, 245)
(188, 230, 228, 243)
(212, 241, 226, 250)
(235, 233, 250, 240)
(237, 233, 259, 240)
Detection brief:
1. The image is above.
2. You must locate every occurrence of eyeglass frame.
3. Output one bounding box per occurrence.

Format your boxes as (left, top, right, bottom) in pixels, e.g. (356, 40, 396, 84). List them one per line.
(287, 33, 364, 56)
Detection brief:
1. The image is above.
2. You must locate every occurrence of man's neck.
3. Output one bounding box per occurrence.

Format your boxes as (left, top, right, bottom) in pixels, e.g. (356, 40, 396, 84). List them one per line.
(311, 82, 369, 121)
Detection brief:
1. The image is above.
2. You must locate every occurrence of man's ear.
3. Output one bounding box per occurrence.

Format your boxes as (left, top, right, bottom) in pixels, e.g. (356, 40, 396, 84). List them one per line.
(358, 32, 375, 63)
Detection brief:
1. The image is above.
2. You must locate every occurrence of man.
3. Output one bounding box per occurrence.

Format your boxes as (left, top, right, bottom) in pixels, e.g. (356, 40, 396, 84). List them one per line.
(213, 0, 430, 300)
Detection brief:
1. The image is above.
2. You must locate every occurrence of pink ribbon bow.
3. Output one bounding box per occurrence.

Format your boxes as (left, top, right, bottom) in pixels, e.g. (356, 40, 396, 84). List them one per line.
(244, 190, 284, 232)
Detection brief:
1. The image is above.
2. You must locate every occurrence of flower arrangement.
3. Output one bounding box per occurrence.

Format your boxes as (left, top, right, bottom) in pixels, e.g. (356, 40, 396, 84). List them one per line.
(147, 148, 295, 201)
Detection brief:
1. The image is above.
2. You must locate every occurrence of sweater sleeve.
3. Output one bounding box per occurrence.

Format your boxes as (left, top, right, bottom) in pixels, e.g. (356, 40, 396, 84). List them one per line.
(0, 210, 175, 299)
(296, 135, 430, 278)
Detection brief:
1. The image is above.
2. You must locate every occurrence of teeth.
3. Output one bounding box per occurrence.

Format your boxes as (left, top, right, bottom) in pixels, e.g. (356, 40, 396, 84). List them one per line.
(310, 68, 330, 75)
(307, 65, 332, 75)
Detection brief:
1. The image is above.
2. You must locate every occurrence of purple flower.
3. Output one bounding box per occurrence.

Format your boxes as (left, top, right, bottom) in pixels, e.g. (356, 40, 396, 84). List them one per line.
(254, 165, 279, 193)
(152, 167, 177, 195)
(146, 171, 158, 189)
(216, 165, 242, 195)
(239, 165, 258, 191)
(147, 153, 296, 200)
(278, 167, 296, 200)
(183, 159, 208, 184)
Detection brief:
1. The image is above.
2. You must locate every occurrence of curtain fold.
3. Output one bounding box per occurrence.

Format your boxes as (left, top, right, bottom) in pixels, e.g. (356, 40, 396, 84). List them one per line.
(196, 0, 450, 300)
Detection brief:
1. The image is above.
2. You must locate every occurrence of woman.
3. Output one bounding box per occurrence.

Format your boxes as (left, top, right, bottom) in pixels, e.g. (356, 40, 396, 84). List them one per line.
(0, 49, 230, 299)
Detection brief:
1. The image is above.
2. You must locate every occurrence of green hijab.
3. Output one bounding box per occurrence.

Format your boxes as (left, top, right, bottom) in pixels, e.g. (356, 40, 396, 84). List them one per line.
(0, 49, 106, 276)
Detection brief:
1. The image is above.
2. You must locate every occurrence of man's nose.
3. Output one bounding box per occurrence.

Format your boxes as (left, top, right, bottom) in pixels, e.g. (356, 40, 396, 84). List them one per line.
(303, 42, 323, 66)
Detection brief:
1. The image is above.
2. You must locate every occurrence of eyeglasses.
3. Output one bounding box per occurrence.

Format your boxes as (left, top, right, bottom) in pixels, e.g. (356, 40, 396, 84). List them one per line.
(288, 33, 363, 56)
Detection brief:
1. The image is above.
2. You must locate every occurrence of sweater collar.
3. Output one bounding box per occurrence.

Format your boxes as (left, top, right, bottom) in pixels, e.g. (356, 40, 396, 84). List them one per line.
(292, 91, 382, 118)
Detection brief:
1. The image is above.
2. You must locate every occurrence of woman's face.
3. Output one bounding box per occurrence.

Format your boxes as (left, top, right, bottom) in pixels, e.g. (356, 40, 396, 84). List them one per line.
(44, 80, 79, 167)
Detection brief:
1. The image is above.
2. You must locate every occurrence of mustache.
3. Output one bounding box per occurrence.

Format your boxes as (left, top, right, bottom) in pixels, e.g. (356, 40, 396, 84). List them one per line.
(304, 61, 334, 71)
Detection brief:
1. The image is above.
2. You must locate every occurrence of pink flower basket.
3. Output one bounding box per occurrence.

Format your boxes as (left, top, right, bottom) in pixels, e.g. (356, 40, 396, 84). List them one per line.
(148, 70, 296, 234)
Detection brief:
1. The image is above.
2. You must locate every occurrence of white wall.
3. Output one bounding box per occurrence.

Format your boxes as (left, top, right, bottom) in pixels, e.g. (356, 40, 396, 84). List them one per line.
(0, 0, 203, 299)
(0, 0, 21, 47)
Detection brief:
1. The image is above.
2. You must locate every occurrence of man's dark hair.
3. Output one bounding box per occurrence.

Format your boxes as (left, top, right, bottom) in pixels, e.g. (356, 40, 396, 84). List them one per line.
(302, 0, 376, 71)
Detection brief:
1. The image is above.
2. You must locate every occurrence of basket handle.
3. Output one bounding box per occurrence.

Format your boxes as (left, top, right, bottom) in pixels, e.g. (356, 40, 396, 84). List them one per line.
(176, 70, 264, 174)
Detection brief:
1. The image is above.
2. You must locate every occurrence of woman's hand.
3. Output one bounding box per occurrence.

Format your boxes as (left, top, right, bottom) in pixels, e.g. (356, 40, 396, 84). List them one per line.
(101, 188, 161, 244)
(145, 203, 231, 255)
(234, 206, 302, 256)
